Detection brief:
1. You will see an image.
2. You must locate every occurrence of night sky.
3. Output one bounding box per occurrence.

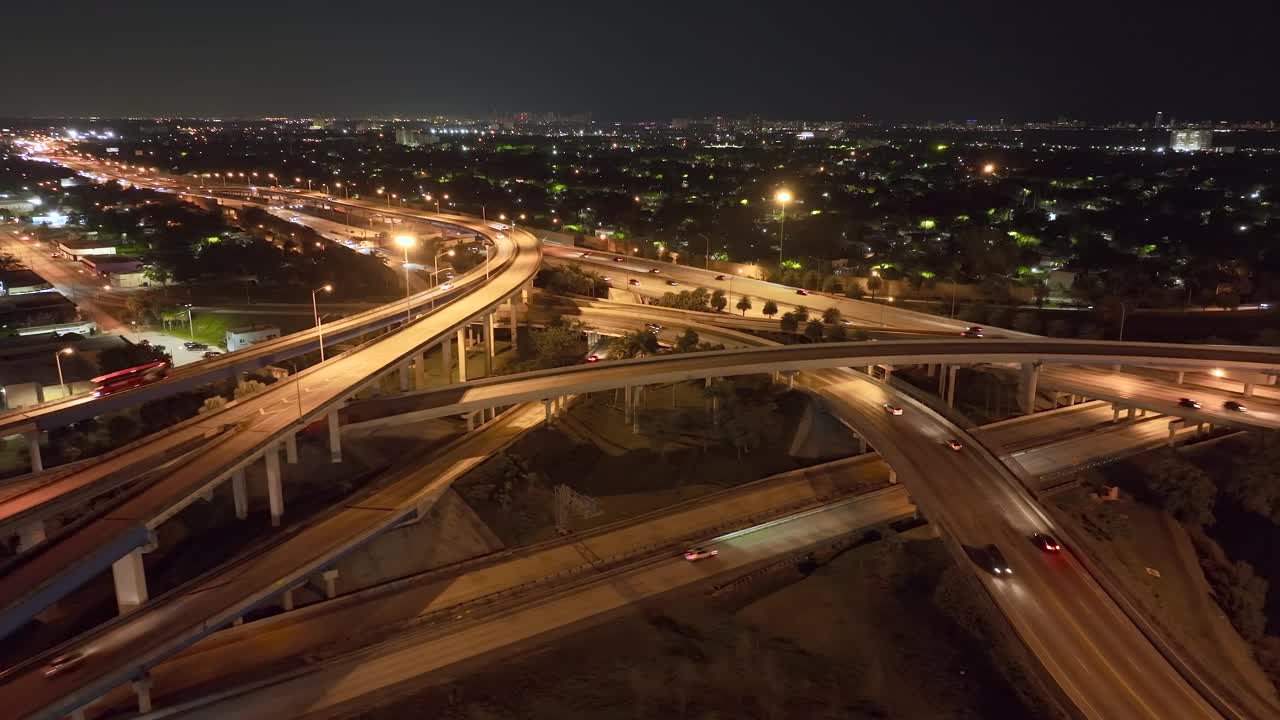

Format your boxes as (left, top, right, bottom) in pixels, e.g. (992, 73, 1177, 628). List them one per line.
(2, 0, 1275, 121)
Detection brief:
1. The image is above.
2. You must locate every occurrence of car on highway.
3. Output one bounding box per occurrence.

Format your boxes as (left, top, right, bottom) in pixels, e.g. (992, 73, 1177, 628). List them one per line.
(183, 341, 208, 351)
(795, 289, 809, 296)
(1224, 400, 1248, 412)
(1178, 398, 1202, 409)
(666, 280, 679, 286)
(612, 256, 625, 263)
(601, 276, 612, 282)
(683, 547, 718, 561)
(628, 279, 640, 286)
(43, 652, 85, 678)
(980, 545, 1013, 576)
(1032, 532, 1062, 553)
(646, 323, 662, 333)
(715, 274, 727, 281)
(579, 252, 591, 258)
(961, 326, 985, 338)
(202, 350, 223, 359)
(883, 403, 903, 416)
(947, 439, 964, 451)
(648, 268, 661, 274)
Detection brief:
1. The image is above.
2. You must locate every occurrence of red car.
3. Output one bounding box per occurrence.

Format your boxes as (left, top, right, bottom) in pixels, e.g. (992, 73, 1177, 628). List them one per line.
(628, 279, 640, 286)
(947, 439, 964, 451)
(796, 289, 809, 296)
(683, 547, 718, 561)
(1032, 533, 1062, 553)
(648, 268, 661, 274)
(715, 274, 727, 280)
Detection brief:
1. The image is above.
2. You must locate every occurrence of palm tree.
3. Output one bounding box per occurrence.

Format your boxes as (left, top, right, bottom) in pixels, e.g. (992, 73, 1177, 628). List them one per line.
(803, 320, 825, 341)
(736, 295, 753, 316)
(779, 312, 799, 333)
(793, 305, 810, 323)
(821, 307, 841, 324)
(762, 300, 778, 319)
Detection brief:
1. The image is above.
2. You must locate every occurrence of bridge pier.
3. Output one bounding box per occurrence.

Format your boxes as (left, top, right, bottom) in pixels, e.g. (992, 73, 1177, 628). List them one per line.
(1243, 382, 1255, 397)
(945, 365, 958, 407)
(112, 548, 149, 615)
(937, 364, 948, 395)
(23, 429, 42, 474)
(1017, 362, 1040, 415)
(328, 410, 342, 463)
(440, 335, 453, 382)
(509, 295, 520, 350)
(266, 445, 284, 527)
(1175, 370, 1186, 385)
(632, 387, 643, 434)
(455, 328, 468, 382)
(1112, 404, 1122, 423)
(16, 520, 46, 551)
(413, 350, 428, 389)
(888, 467, 898, 485)
(543, 398, 554, 424)
(485, 312, 496, 376)
(285, 432, 299, 464)
(316, 569, 340, 600)
(398, 363, 411, 392)
(856, 434, 867, 454)
(232, 469, 248, 519)
(132, 673, 153, 715)
(623, 385, 633, 424)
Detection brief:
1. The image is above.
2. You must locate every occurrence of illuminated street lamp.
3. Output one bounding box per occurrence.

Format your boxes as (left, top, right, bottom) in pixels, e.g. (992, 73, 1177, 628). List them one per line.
(982, 163, 997, 175)
(774, 189, 792, 269)
(432, 248, 455, 310)
(394, 235, 415, 323)
(312, 284, 333, 361)
(55, 347, 73, 395)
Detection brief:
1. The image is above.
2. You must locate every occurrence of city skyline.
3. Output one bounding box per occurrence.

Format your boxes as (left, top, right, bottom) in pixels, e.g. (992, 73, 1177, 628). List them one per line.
(1, 0, 1275, 121)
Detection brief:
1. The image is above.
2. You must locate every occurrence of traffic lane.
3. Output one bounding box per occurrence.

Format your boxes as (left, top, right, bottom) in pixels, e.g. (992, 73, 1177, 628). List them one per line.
(0, 231, 125, 333)
(816, 378, 1216, 719)
(1009, 415, 1173, 480)
(977, 403, 1119, 450)
(545, 244, 966, 333)
(168, 488, 916, 720)
(1042, 367, 1280, 430)
(2, 403, 548, 720)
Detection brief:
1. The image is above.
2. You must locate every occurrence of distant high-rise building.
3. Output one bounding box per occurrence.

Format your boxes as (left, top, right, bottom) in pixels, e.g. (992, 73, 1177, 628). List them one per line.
(1170, 129, 1213, 151)
(1155, 111, 1164, 128)
(394, 127, 437, 147)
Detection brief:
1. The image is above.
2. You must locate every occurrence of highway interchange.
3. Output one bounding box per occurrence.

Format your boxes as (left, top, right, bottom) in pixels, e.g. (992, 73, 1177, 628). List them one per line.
(1, 155, 1277, 719)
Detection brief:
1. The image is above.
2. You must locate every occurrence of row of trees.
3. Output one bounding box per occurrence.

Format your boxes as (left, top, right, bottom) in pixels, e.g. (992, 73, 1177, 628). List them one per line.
(777, 306, 870, 343)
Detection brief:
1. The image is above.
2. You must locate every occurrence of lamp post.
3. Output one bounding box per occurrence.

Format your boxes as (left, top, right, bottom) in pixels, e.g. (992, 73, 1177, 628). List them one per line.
(55, 347, 73, 395)
(395, 235, 415, 323)
(432, 248, 455, 310)
(774, 189, 792, 270)
(313, 284, 333, 361)
(184, 303, 194, 338)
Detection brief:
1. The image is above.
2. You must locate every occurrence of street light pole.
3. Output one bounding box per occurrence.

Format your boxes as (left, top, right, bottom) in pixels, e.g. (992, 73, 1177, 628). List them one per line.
(184, 304, 194, 339)
(313, 284, 333, 361)
(775, 189, 792, 271)
(432, 248, 455, 311)
(395, 236, 415, 323)
(55, 348, 73, 395)
(1118, 302, 1127, 342)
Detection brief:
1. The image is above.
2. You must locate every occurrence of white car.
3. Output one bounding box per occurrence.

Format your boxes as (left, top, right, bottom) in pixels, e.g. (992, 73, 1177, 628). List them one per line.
(883, 404, 904, 416)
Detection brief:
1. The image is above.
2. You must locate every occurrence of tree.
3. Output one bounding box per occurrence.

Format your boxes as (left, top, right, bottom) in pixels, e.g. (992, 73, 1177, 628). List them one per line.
(710, 289, 728, 312)
(674, 328, 700, 354)
(824, 323, 847, 342)
(97, 342, 171, 374)
(1142, 451, 1216, 526)
(762, 300, 779, 319)
(1031, 279, 1050, 307)
(780, 312, 799, 333)
(793, 305, 810, 323)
(803, 319, 825, 342)
(529, 319, 587, 367)
(610, 330, 660, 359)
(0, 253, 25, 271)
(821, 307, 841, 324)
(1204, 560, 1269, 642)
(821, 275, 843, 294)
(1012, 311, 1041, 334)
(735, 295, 753, 316)
(866, 275, 883, 299)
(1223, 431, 1280, 523)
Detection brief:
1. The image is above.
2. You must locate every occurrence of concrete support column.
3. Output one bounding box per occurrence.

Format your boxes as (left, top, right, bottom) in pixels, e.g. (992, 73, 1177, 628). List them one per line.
(17, 520, 46, 552)
(321, 569, 340, 599)
(455, 328, 468, 382)
(1017, 362, 1040, 415)
(1112, 404, 1122, 423)
(132, 674, 154, 715)
(112, 549, 149, 615)
(1111, 364, 1122, 372)
(1175, 370, 1186, 385)
(1268, 375, 1278, 386)
(484, 313, 496, 376)
(632, 387, 642, 434)
(327, 410, 342, 463)
(266, 446, 284, 527)
(856, 435, 867, 454)
(466, 412, 476, 432)
(888, 468, 898, 485)
(1244, 382, 1256, 397)
(282, 587, 296, 612)
(509, 296, 519, 350)
(440, 335, 453, 382)
(623, 385, 634, 424)
(787, 371, 795, 390)
(543, 398, 553, 424)
(711, 394, 720, 426)
(398, 363, 411, 392)
(413, 351, 428, 389)
(927, 363, 937, 377)
(945, 366, 958, 407)
(285, 432, 299, 464)
(232, 469, 248, 519)
(1126, 407, 1136, 420)
(1168, 421, 1179, 447)
(22, 429, 42, 474)
(937, 364, 948, 396)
